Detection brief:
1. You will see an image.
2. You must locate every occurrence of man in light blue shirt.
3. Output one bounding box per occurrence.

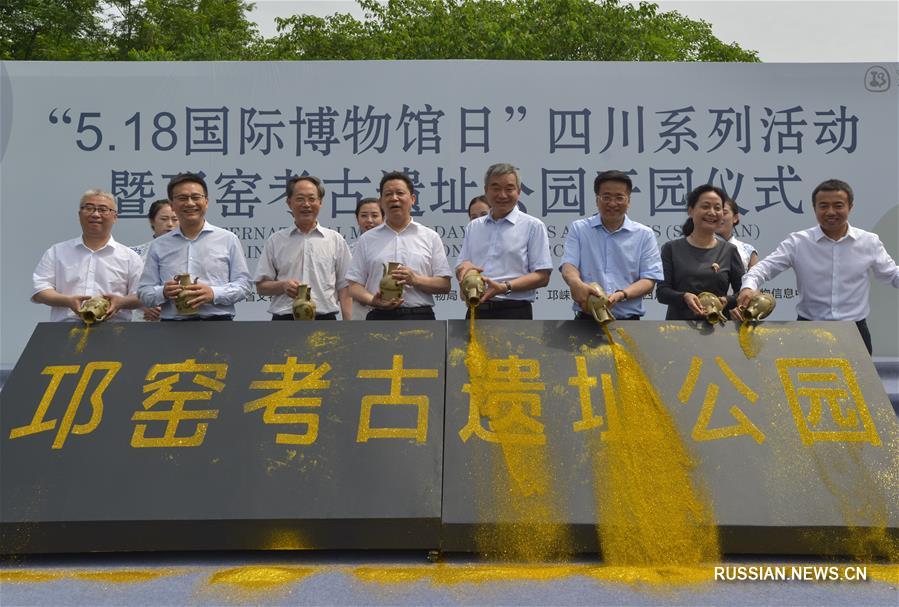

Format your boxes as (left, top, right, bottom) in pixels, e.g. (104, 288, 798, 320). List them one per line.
(455, 163, 552, 319)
(560, 170, 663, 320)
(138, 173, 252, 320)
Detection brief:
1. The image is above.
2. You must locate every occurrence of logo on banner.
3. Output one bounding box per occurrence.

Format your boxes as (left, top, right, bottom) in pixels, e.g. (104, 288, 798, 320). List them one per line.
(864, 66, 890, 92)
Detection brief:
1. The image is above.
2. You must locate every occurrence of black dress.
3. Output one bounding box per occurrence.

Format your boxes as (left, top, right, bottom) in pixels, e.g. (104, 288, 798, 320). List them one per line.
(657, 237, 745, 320)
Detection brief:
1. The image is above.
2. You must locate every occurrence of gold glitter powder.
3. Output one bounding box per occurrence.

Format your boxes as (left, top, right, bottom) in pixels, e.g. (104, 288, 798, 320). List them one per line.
(809, 443, 899, 561)
(466, 311, 573, 560)
(69, 326, 90, 353)
(448, 347, 466, 367)
(207, 566, 314, 590)
(808, 328, 838, 343)
(1, 568, 179, 585)
(398, 329, 434, 338)
(262, 528, 312, 550)
(596, 329, 720, 567)
(738, 322, 761, 359)
(0, 570, 61, 583)
(867, 564, 899, 583)
(352, 563, 713, 588)
(367, 329, 434, 343)
(73, 570, 169, 583)
(305, 331, 340, 349)
(657, 325, 688, 334)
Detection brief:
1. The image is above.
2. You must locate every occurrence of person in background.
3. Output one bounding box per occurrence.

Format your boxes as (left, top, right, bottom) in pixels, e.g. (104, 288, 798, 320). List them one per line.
(132, 199, 178, 321)
(657, 184, 744, 320)
(349, 197, 384, 320)
(738, 178, 899, 354)
(467, 195, 490, 221)
(32, 189, 142, 321)
(716, 196, 758, 270)
(355, 197, 383, 236)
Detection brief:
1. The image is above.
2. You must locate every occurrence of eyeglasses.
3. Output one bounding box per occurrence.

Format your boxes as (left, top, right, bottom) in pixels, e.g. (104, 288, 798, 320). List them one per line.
(80, 205, 116, 216)
(291, 196, 320, 204)
(487, 186, 519, 196)
(381, 189, 411, 198)
(172, 194, 207, 203)
(598, 194, 629, 204)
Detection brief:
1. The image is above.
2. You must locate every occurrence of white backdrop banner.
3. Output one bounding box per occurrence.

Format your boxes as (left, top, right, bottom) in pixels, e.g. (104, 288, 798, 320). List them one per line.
(1, 61, 897, 365)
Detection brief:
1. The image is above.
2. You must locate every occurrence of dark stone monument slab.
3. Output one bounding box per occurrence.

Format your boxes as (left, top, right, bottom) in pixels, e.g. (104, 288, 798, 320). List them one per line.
(442, 320, 899, 556)
(4, 319, 894, 557)
(1, 322, 446, 553)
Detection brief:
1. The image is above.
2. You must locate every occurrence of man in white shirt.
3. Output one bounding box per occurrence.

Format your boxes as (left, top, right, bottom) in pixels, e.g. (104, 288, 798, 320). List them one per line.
(738, 178, 899, 354)
(32, 189, 142, 321)
(255, 175, 353, 320)
(455, 163, 552, 319)
(347, 171, 452, 320)
(138, 173, 252, 320)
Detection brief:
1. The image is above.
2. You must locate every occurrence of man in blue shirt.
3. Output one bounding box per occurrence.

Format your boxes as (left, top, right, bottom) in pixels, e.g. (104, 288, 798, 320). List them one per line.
(138, 173, 252, 320)
(560, 170, 663, 320)
(456, 163, 553, 319)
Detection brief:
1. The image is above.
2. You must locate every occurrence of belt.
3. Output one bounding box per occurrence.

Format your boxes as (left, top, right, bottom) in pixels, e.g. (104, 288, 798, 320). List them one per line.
(386, 306, 433, 315)
(476, 299, 532, 311)
(272, 312, 338, 320)
(575, 311, 641, 321)
(162, 315, 232, 322)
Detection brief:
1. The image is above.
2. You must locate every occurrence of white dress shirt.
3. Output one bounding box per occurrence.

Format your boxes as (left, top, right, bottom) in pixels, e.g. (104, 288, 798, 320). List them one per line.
(456, 206, 553, 302)
(137, 221, 252, 319)
(727, 235, 757, 270)
(254, 223, 352, 316)
(742, 224, 899, 321)
(346, 220, 452, 308)
(131, 240, 153, 322)
(349, 240, 369, 320)
(32, 236, 143, 322)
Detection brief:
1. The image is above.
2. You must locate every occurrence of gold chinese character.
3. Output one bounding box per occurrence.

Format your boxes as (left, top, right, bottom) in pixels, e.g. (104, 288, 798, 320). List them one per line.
(678, 355, 764, 444)
(568, 355, 619, 437)
(356, 355, 437, 443)
(244, 357, 330, 445)
(8, 362, 121, 449)
(776, 358, 880, 445)
(460, 355, 546, 444)
(131, 359, 226, 448)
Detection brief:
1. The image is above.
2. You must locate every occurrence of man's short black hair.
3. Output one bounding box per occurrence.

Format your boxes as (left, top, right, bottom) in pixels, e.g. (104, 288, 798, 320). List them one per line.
(379, 171, 415, 196)
(593, 170, 633, 195)
(167, 172, 208, 200)
(811, 179, 854, 206)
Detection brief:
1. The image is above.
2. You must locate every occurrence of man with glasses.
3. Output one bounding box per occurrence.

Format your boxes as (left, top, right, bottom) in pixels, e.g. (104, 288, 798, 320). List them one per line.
(32, 189, 143, 321)
(455, 163, 553, 319)
(560, 170, 663, 320)
(347, 171, 452, 320)
(138, 172, 252, 320)
(255, 175, 353, 320)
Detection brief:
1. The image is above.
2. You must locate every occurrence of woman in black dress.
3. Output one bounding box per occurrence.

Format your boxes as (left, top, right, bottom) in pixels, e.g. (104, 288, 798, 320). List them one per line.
(657, 185, 745, 320)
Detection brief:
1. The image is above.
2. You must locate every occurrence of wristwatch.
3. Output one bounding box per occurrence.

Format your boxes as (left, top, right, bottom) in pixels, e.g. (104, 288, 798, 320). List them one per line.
(615, 289, 628, 300)
(504, 281, 513, 295)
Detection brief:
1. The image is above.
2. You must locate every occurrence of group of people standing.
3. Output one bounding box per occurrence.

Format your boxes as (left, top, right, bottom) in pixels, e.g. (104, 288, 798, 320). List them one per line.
(32, 164, 899, 353)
